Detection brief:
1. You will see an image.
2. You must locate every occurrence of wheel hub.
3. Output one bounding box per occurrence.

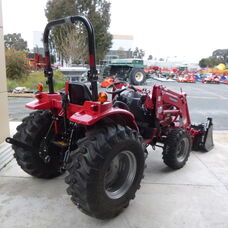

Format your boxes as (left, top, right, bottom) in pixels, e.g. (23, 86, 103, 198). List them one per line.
(135, 72, 144, 82)
(104, 150, 137, 199)
(176, 138, 189, 162)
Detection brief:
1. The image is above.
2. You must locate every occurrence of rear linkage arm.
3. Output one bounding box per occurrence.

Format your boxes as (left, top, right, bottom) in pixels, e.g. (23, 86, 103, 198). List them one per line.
(60, 122, 77, 171)
(5, 137, 33, 151)
(6, 120, 77, 169)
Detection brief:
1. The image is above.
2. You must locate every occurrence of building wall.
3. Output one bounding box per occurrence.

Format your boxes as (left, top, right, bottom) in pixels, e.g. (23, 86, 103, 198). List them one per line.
(111, 34, 134, 51)
(0, 0, 10, 143)
(33, 31, 43, 48)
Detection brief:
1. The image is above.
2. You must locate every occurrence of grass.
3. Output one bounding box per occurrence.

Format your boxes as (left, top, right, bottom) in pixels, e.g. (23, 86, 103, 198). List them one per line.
(7, 70, 66, 92)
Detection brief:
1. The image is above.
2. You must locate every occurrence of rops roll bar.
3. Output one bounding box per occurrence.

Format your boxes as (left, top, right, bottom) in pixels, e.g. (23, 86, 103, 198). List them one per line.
(43, 16, 98, 101)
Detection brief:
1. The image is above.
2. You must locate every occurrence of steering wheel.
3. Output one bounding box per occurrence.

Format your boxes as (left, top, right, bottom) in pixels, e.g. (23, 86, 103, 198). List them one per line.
(105, 81, 129, 95)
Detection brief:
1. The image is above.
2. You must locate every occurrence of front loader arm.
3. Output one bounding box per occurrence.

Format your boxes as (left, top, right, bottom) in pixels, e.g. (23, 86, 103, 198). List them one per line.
(153, 85, 191, 129)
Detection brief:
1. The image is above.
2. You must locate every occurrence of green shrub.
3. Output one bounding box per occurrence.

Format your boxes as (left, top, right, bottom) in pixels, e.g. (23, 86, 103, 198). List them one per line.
(7, 70, 66, 91)
(5, 48, 30, 79)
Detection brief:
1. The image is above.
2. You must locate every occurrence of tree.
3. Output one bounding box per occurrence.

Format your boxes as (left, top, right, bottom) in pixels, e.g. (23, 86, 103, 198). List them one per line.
(199, 48, 228, 68)
(45, 0, 112, 63)
(56, 28, 88, 64)
(4, 33, 28, 51)
(5, 49, 30, 79)
(212, 49, 228, 64)
(133, 47, 145, 59)
(199, 58, 207, 68)
(199, 57, 220, 68)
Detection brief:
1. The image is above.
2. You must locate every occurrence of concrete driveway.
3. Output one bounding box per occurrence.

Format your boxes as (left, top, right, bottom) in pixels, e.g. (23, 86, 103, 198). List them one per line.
(1, 131, 228, 228)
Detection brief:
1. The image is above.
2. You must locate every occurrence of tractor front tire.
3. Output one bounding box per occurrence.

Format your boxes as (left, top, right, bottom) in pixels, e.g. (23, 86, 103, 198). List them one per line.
(162, 128, 191, 169)
(129, 68, 146, 85)
(13, 110, 63, 179)
(65, 124, 145, 219)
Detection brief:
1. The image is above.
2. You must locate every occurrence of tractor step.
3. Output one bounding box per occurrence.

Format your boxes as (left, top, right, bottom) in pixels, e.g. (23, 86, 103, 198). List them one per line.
(192, 117, 214, 152)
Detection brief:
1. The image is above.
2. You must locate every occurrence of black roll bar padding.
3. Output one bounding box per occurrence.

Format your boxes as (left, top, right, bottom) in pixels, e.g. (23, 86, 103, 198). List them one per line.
(43, 16, 98, 101)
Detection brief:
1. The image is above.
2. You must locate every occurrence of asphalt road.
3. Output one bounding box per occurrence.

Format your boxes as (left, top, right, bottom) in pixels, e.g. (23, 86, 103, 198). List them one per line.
(8, 79, 228, 130)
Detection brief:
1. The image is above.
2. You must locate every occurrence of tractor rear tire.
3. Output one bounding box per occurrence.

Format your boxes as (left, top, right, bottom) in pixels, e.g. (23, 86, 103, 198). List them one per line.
(162, 128, 191, 169)
(12, 110, 63, 179)
(65, 124, 145, 219)
(129, 68, 146, 85)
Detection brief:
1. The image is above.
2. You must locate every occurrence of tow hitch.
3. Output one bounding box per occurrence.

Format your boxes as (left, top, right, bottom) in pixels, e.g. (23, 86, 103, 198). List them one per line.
(6, 137, 33, 150)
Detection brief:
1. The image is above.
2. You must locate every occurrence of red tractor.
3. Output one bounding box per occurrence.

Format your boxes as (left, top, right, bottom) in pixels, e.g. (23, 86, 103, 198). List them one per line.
(6, 16, 214, 219)
(202, 74, 220, 84)
(27, 53, 46, 70)
(177, 74, 196, 83)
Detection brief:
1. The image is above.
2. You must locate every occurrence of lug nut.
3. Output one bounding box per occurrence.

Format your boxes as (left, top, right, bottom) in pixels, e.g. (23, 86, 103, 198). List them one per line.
(44, 155, 51, 163)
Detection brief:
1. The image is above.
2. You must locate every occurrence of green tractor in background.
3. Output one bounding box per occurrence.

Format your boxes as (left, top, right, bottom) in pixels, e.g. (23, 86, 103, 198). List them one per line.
(101, 58, 148, 85)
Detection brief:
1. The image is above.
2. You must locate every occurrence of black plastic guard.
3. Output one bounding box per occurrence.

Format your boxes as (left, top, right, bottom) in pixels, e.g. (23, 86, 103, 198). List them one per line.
(192, 117, 214, 152)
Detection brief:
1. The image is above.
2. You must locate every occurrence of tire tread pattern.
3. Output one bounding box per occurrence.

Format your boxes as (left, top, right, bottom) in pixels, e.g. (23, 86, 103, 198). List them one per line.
(65, 124, 145, 219)
(162, 128, 191, 169)
(13, 110, 62, 179)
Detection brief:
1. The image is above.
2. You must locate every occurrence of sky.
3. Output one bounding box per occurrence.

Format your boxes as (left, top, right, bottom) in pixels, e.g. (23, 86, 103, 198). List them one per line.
(2, 0, 228, 63)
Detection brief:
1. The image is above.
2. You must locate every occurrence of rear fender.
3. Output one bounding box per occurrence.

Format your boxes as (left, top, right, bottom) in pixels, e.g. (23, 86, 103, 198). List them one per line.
(25, 92, 62, 110)
(69, 101, 138, 131)
(96, 113, 138, 131)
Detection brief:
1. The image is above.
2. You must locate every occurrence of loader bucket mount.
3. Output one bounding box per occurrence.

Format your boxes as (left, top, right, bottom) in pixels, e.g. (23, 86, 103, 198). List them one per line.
(192, 117, 214, 152)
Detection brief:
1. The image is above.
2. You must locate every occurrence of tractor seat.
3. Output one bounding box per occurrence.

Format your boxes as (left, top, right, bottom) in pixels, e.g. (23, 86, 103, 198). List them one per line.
(127, 98, 146, 121)
(68, 82, 92, 105)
